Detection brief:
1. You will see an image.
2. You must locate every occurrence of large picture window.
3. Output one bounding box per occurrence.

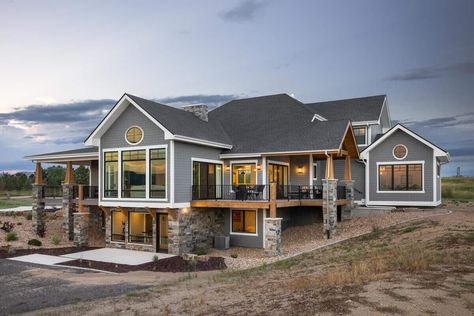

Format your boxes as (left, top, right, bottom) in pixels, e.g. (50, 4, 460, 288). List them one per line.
(378, 163, 423, 191)
(231, 210, 257, 234)
(353, 127, 367, 146)
(128, 212, 153, 245)
(104, 152, 118, 198)
(122, 150, 146, 198)
(232, 163, 256, 186)
(150, 149, 166, 198)
(192, 161, 223, 199)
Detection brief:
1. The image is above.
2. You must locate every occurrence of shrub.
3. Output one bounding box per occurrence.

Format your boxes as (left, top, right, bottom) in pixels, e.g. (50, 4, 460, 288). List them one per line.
(37, 226, 46, 238)
(230, 253, 238, 259)
(7, 248, 16, 257)
(153, 255, 159, 271)
(25, 212, 33, 220)
(28, 239, 42, 246)
(51, 236, 61, 245)
(1, 221, 15, 233)
(196, 248, 207, 256)
(5, 232, 18, 242)
(16, 222, 22, 226)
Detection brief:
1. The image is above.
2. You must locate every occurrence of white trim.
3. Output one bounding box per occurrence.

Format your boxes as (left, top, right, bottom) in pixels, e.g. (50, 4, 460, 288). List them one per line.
(191, 157, 224, 165)
(311, 113, 328, 122)
(100, 201, 190, 208)
(309, 155, 314, 184)
(353, 126, 368, 147)
(376, 161, 425, 194)
(25, 152, 98, 162)
(360, 124, 449, 160)
(368, 125, 372, 145)
(229, 209, 258, 237)
(366, 200, 441, 207)
(170, 140, 175, 205)
(229, 160, 259, 185)
(170, 135, 232, 149)
(365, 154, 369, 205)
(392, 144, 408, 160)
(124, 125, 144, 146)
(220, 149, 341, 159)
(101, 145, 168, 202)
(352, 120, 379, 126)
(433, 155, 437, 203)
(267, 160, 290, 167)
(262, 156, 267, 199)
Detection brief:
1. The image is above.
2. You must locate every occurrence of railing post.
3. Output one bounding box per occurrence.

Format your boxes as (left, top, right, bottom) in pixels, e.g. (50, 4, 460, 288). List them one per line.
(78, 184, 85, 213)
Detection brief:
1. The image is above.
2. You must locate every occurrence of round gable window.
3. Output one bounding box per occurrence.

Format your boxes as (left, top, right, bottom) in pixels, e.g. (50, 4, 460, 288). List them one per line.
(125, 126, 143, 145)
(393, 144, 408, 160)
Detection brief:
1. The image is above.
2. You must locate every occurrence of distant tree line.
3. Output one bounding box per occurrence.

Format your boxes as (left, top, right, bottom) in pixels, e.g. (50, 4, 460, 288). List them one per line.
(0, 165, 89, 192)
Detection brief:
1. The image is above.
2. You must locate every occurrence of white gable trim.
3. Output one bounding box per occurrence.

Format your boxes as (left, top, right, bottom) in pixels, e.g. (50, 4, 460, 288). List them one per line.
(85, 95, 173, 146)
(311, 113, 328, 122)
(360, 124, 449, 160)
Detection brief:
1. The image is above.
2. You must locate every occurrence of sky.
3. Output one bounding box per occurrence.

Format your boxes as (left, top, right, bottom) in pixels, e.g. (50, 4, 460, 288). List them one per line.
(0, 0, 473, 175)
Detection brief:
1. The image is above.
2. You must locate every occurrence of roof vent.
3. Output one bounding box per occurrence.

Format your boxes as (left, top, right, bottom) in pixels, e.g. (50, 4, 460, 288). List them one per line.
(182, 104, 208, 122)
(311, 113, 328, 122)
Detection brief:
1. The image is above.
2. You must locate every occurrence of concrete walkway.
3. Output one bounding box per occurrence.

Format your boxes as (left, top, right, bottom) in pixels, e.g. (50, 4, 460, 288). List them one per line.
(9, 254, 72, 265)
(60, 248, 176, 265)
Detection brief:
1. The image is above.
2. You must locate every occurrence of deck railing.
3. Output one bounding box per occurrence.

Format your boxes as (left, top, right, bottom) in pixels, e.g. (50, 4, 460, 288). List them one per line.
(42, 186, 63, 199)
(276, 185, 324, 200)
(192, 184, 269, 201)
(82, 186, 99, 199)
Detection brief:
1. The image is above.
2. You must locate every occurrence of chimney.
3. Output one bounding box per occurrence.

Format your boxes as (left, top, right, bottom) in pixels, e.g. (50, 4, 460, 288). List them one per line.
(182, 104, 208, 122)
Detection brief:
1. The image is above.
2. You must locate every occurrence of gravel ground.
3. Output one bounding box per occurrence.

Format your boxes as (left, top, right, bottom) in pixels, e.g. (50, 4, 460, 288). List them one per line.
(0, 259, 150, 315)
(208, 209, 447, 269)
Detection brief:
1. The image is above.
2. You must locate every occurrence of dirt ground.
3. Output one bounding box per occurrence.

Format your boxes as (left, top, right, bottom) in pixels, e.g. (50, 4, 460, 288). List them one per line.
(19, 202, 473, 316)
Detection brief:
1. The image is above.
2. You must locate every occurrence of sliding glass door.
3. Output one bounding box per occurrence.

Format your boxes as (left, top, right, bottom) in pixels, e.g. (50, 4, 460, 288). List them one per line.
(268, 163, 288, 198)
(192, 161, 223, 199)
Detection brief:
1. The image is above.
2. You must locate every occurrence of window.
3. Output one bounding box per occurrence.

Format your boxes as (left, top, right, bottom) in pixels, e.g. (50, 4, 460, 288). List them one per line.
(122, 150, 146, 198)
(231, 210, 257, 234)
(192, 161, 223, 199)
(111, 211, 126, 241)
(353, 127, 367, 145)
(313, 163, 318, 180)
(128, 212, 153, 244)
(232, 163, 256, 185)
(150, 149, 166, 198)
(104, 152, 118, 198)
(378, 163, 423, 191)
(125, 126, 143, 145)
(393, 144, 408, 160)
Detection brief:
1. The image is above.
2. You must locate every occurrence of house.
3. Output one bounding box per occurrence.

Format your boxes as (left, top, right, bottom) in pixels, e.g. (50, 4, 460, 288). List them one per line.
(25, 93, 449, 255)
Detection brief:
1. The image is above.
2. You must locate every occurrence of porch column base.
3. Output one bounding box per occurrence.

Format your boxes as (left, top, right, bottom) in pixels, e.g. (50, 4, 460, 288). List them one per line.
(32, 184, 45, 236)
(264, 218, 282, 257)
(62, 184, 75, 241)
(342, 180, 355, 221)
(323, 179, 338, 238)
(73, 212, 89, 247)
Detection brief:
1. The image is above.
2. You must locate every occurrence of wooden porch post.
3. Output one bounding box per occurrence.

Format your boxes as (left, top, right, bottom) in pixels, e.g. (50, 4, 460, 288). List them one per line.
(270, 182, 277, 218)
(34, 162, 43, 185)
(344, 155, 352, 181)
(78, 184, 85, 213)
(325, 154, 334, 180)
(65, 161, 74, 184)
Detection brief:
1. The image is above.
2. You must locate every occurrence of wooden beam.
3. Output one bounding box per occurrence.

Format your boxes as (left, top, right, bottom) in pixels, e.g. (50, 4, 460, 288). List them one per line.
(78, 184, 86, 213)
(269, 182, 277, 218)
(65, 161, 74, 184)
(325, 154, 334, 179)
(344, 155, 352, 181)
(145, 207, 156, 219)
(191, 200, 270, 209)
(34, 162, 42, 185)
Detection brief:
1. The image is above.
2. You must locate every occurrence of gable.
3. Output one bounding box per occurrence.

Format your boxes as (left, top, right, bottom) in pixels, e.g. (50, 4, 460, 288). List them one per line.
(369, 129, 432, 161)
(101, 103, 166, 149)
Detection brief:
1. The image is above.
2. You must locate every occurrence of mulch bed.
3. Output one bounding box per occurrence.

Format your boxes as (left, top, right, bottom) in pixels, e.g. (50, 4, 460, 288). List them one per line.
(0, 246, 99, 259)
(59, 256, 227, 273)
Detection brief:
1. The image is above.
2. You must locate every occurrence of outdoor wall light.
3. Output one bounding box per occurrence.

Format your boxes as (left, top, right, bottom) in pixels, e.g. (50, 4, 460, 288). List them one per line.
(257, 164, 262, 171)
(181, 208, 189, 214)
(297, 166, 303, 174)
(225, 165, 230, 172)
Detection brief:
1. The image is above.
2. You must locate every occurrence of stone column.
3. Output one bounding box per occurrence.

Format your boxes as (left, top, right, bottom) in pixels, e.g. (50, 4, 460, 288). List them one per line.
(342, 180, 354, 221)
(105, 210, 112, 245)
(264, 217, 282, 256)
(323, 179, 338, 238)
(74, 212, 89, 247)
(32, 184, 46, 236)
(62, 184, 76, 241)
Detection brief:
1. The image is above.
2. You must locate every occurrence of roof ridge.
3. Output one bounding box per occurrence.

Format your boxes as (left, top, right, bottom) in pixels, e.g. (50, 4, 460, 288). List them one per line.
(306, 94, 386, 105)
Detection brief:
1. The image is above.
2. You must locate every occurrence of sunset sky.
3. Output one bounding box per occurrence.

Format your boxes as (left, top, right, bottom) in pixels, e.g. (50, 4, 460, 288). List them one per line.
(1, 0, 473, 175)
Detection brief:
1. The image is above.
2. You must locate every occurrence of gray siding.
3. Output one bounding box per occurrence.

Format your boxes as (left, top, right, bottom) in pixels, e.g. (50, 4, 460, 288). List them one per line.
(289, 155, 311, 186)
(99, 103, 170, 203)
(174, 142, 222, 203)
(368, 129, 434, 202)
(90, 160, 99, 186)
(224, 208, 264, 248)
(370, 124, 382, 143)
(102, 103, 167, 148)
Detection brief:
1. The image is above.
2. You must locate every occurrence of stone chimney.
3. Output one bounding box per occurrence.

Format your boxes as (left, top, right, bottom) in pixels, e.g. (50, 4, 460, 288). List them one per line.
(182, 104, 208, 122)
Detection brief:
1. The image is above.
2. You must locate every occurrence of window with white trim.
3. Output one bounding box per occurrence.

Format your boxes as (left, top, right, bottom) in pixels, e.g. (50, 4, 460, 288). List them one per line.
(378, 164, 422, 191)
(353, 127, 367, 145)
(393, 144, 408, 160)
(231, 210, 256, 234)
(125, 126, 143, 145)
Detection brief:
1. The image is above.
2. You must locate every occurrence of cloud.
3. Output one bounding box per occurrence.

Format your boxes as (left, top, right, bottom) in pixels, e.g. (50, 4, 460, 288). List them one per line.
(401, 111, 474, 129)
(157, 94, 239, 109)
(387, 61, 474, 81)
(220, 0, 266, 22)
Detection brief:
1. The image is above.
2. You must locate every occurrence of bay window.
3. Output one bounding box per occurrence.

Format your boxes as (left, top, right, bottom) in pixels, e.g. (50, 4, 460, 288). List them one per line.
(122, 150, 146, 198)
(232, 163, 256, 186)
(378, 163, 423, 191)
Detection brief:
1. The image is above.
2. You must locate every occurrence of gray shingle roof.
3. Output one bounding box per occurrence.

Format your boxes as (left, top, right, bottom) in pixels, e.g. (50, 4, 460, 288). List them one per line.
(209, 94, 349, 154)
(305, 95, 386, 122)
(126, 94, 232, 145)
(25, 147, 98, 159)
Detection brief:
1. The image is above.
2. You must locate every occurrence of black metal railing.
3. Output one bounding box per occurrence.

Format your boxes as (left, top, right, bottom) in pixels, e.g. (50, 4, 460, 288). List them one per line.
(42, 186, 63, 198)
(337, 186, 347, 200)
(277, 185, 323, 200)
(104, 190, 118, 198)
(192, 184, 268, 201)
(83, 186, 99, 199)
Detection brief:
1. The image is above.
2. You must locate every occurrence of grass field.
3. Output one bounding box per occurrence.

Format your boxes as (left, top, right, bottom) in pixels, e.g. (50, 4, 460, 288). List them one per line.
(0, 190, 32, 197)
(0, 199, 33, 209)
(442, 177, 474, 201)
